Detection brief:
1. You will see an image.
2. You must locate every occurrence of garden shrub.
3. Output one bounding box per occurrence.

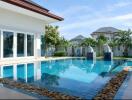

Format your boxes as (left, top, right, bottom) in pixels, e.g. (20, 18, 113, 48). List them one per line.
(54, 51, 66, 57)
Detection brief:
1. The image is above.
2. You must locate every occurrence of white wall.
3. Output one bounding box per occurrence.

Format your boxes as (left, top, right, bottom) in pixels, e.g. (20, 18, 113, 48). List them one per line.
(34, 33, 41, 58)
(0, 8, 46, 34)
(0, 7, 48, 59)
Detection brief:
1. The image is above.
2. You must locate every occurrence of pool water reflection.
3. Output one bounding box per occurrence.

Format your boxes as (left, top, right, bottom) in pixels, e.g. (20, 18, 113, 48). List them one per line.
(0, 59, 128, 99)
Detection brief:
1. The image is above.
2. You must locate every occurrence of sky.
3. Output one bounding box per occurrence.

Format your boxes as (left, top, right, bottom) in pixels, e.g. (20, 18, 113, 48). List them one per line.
(33, 0, 132, 40)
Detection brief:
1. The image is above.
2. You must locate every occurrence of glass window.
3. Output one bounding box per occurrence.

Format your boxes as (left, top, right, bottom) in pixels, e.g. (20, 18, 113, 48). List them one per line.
(3, 31, 13, 58)
(17, 33, 25, 57)
(27, 34, 34, 56)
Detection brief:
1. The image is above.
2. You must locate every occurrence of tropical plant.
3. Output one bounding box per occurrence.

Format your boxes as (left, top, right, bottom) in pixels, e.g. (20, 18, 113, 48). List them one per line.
(108, 39, 117, 52)
(44, 25, 60, 55)
(45, 25, 60, 46)
(54, 51, 66, 57)
(55, 37, 69, 54)
(96, 34, 107, 56)
(57, 37, 69, 48)
(114, 29, 132, 57)
(81, 38, 97, 47)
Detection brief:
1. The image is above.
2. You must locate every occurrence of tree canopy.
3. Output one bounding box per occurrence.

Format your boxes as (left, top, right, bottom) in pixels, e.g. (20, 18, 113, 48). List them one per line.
(45, 25, 60, 46)
(44, 25, 69, 51)
(114, 29, 132, 56)
(81, 38, 97, 47)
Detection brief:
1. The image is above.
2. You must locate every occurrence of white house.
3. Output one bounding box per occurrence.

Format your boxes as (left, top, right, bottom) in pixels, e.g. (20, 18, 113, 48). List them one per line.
(0, 0, 63, 61)
(91, 27, 132, 57)
(91, 27, 119, 41)
(68, 35, 86, 56)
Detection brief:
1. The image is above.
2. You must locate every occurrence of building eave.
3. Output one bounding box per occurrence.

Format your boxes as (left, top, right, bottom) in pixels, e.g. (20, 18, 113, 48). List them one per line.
(1, 0, 64, 21)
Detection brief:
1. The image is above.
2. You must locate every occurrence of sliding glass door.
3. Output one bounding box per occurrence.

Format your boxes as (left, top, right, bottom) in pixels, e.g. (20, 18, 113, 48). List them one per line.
(27, 34, 34, 56)
(3, 31, 13, 58)
(2, 31, 35, 58)
(17, 33, 25, 57)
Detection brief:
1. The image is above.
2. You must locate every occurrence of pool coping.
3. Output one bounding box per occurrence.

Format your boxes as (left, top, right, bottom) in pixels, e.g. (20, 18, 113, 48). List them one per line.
(0, 57, 85, 66)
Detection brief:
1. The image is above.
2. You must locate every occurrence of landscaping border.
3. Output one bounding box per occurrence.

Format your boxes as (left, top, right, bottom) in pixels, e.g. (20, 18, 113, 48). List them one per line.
(0, 78, 81, 100)
(93, 70, 129, 100)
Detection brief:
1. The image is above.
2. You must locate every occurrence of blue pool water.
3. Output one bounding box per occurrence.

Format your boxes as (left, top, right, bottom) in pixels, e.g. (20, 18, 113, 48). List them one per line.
(0, 58, 130, 99)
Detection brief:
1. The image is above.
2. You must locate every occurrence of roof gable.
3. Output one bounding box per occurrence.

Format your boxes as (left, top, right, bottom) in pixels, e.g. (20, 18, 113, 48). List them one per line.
(70, 35, 86, 41)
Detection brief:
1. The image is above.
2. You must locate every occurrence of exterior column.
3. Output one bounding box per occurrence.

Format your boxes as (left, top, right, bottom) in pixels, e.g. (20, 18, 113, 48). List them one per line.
(35, 33, 41, 58)
(1, 32, 3, 59)
(24, 34, 27, 57)
(13, 32, 17, 58)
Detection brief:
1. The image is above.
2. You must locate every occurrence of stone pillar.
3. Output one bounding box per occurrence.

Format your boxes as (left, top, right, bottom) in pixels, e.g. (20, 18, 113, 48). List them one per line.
(87, 46, 96, 60)
(103, 44, 113, 61)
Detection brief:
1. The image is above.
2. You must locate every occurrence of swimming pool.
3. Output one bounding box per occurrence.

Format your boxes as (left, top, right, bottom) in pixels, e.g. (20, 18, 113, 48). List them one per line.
(0, 58, 129, 99)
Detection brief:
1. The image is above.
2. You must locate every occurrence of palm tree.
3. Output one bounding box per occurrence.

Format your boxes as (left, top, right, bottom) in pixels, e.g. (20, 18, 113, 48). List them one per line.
(108, 39, 117, 52)
(114, 29, 132, 57)
(56, 37, 69, 52)
(81, 38, 97, 47)
(96, 34, 107, 56)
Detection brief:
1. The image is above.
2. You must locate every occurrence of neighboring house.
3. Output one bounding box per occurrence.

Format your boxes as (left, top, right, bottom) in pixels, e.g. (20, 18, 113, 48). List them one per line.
(91, 27, 119, 41)
(70, 35, 86, 46)
(91, 27, 131, 56)
(0, 0, 63, 60)
(67, 35, 86, 56)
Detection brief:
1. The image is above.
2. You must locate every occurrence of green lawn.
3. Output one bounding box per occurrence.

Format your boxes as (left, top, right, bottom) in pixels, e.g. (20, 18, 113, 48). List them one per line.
(97, 56, 132, 60)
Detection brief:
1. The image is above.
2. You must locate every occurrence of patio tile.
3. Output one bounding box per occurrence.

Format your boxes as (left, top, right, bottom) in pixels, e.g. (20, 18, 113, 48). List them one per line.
(0, 87, 37, 99)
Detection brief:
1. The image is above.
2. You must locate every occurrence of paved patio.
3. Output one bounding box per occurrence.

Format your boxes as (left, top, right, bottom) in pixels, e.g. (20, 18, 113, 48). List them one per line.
(122, 72, 132, 99)
(115, 72, 132, 99)
(0, 87, 37, 99)
(0, 57, 85, 66)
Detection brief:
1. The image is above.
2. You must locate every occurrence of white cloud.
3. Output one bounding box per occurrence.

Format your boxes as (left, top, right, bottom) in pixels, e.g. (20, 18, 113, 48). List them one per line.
(60, 5, 91, 17)
(113, 14, 132, 20)
(58, 13, 132, 39)
(51, 1, 132, 39)
(107, 1, 132, 11)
